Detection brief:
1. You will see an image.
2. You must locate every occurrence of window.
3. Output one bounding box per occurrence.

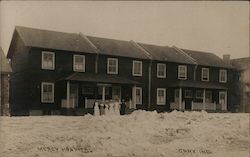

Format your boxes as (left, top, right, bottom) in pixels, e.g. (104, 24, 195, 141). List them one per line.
(157, 63, 166, 78)
(41, 82, 54, 103)
(219, 70, 227, 83)
(196, 90, 203, 99)
(178, 65, 187, 80)
(135, 87, 142, 104)
(219, 91, 227, 105)
(82, 86, 94, 95)
(98, 87, 109, 95)
(201, 68, 209, 81)
(107, 58, 118, 74)
(133, 60, 142, 76)
(73, 55, 85, 72)
(42, 51, 55, 70)
(184, 90, 192, 98)
(205, 91, 212, 103)
(157, 88, 166, 105)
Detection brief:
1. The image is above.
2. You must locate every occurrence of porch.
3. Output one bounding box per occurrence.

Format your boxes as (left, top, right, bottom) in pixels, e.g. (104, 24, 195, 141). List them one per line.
(169, 86, 228, 111)
(58, 73, 141, 114)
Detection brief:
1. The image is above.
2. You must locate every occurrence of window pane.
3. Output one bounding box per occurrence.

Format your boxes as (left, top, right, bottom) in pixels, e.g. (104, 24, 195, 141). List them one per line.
(134, 62, 142, 75)
(74, 55, 85, 71)
(42, 83, 53, 102)
(42, 52, 54, 69)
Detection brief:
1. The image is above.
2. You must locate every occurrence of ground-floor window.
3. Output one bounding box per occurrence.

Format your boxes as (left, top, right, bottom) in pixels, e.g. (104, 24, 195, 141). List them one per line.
(196, 90, 203, 99)
(205, 91, 212, 103)
(98, 87, 109, 95)
(184, 90, 192, 98)
(41, 82, 54, 103)
(82, 86, 95, 95)
(157, 88, 166, 105)
(135, 87, 142, 104)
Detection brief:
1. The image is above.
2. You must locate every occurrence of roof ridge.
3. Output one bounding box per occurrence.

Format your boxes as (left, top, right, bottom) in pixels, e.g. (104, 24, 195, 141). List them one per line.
(129, 40, 152, 59)
(79, 33, 99, 53)
(172, 46, 198, 64)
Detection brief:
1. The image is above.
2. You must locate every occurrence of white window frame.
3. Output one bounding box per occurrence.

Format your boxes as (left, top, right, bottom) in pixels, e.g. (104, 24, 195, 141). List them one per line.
(73, 55, 85, 72)
(201, 68, 209, 81)
(157, 88, 166, 105)
(41, 51, 55, 70)
(132, 60, 142, 76)
(219, 69, 227, 83)
(41, 82, 54, 103)
(135, 87, 142, 104)
(107, 58, 118, 74)
(157, 63, 166, 78)
(178, 65, 187, 80)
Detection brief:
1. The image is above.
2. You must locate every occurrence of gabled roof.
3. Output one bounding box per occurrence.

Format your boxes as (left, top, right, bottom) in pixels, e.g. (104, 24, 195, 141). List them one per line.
(138, 43, 195, 64)
(0, 48, 12, 73)
(87, 36, 149, 60)
(181, 48, 233, 68)
(14, 26, 97, 54)
(230, 57, 250, 70)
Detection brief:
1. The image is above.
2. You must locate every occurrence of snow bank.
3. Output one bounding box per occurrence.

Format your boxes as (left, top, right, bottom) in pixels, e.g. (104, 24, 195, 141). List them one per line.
(0, 111, 249, 157)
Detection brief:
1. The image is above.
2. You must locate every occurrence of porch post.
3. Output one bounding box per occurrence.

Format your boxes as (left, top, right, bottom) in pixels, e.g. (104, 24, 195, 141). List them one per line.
(67, 81, 70, 108)
(102, 86, 105, 102)
(179, 87, 182, 110)
(203, 88, 206, 110)
(132, 85, 136, 109)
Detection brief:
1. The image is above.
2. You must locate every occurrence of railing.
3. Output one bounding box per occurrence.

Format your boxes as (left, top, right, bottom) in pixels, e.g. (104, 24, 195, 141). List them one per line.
(61, 99, 75, 108)
(170, 101, 185, 110)
(191, 102, 216, 110)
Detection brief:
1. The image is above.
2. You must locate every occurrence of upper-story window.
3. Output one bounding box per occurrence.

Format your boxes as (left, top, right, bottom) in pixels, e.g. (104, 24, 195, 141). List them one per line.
(219, 69, 227, 83)
(42, 51, 55, 70)
(73, 55, 85, 72)
(107, 58, 118, 74)
(178, 65, 187, 80)
(157, 63, 166, 78)
(201, 68, 209, 81)
(133, 60, 142, 76)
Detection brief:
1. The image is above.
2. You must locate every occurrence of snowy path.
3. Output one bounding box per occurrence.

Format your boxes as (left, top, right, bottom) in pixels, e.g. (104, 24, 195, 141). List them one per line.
(0, 111, 249, 157)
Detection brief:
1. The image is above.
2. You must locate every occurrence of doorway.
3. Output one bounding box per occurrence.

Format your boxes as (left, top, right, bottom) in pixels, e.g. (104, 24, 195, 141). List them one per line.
(70, 83, 79, 108)
(112, 86, 121, 102)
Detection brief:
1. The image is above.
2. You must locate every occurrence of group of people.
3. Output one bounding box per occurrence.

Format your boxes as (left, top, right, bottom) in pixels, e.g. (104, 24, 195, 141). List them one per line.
(94, 99, 126, 116)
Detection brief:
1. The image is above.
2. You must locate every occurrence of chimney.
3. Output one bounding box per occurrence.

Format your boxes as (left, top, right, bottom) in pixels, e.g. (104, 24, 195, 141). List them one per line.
(223, 54, 230, 64)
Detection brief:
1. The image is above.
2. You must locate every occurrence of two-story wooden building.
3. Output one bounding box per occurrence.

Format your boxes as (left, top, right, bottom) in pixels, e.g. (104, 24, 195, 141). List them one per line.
(7, 26, 236, 115)
(0, 47, 12, 116)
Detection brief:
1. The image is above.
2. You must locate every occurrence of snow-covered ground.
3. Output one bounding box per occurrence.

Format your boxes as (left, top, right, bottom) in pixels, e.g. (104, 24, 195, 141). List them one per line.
(0, 110, 249, 157)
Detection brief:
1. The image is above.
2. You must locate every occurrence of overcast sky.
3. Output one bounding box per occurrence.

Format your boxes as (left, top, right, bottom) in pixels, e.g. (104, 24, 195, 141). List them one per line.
(0, 1, 249, 59)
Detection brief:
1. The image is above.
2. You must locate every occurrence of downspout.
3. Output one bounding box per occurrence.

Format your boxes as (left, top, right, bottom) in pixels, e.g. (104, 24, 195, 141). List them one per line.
(148, 59, 152, 110)
(79, 33, 99, 73)
(130, 40, 152, 110)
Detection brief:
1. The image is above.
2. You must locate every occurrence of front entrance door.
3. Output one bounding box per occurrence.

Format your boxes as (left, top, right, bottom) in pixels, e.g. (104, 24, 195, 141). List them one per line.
(185, 99, 192, 110)
(219, 91, 227, 110)
(70, 84, 79, 108)
(112, 86, 121, 102)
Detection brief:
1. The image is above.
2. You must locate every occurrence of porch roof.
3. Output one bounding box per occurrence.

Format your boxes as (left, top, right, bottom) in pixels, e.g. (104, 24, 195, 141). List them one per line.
(61, 73, 141, 85)
(169, 80, 228, 90)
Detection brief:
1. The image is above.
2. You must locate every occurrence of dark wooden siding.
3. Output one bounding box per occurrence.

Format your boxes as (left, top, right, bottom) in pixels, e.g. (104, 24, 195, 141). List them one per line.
(9, 33, 30, 115)
(97, 55, 150, 109)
